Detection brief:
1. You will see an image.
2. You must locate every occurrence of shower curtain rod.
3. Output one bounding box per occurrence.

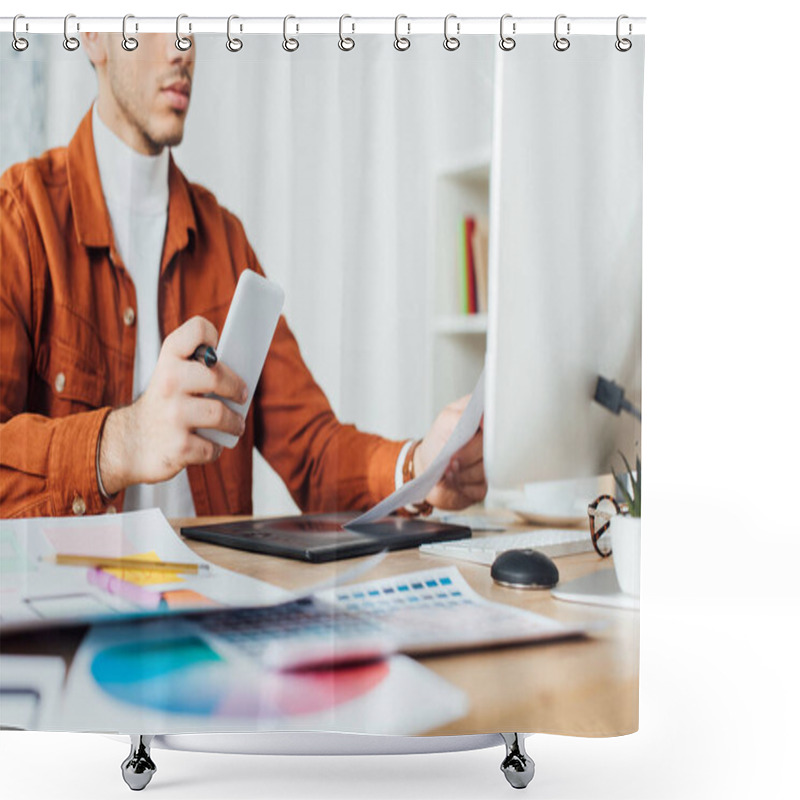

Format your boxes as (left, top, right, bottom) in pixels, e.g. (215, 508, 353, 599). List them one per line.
(0, 15, 646, 37)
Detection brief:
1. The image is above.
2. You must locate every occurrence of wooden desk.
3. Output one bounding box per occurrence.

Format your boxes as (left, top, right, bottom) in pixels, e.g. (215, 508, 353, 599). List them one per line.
(1, 516, 638, 737)
(176, 516, 639, 737)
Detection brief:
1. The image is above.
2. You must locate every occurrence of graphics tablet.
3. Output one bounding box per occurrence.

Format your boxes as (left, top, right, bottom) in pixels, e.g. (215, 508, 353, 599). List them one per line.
(181, 513, 471, 563)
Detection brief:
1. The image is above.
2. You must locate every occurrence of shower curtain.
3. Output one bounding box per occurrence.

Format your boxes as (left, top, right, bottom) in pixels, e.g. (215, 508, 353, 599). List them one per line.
(0, 18, 644, 753)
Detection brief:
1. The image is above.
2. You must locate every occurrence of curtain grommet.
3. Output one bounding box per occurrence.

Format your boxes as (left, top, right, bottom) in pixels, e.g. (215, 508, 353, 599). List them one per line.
(553, 14, 570, 52)
(12, 14, 29, 52)
(443, 14, 460, 51)
(615, 15, 633, 51)
(499, 14, 516, 51)
(176, 14, 192, 51)
(121, 14, 138, 52)
(63, 13, 80, 51)
(226, 15, 243, 52)
(282, 15, 299, 52)
(394, 15, 411, 51)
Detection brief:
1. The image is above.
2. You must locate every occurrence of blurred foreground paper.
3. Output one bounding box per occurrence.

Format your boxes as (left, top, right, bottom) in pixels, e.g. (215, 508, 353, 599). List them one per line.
(0, 655, 65, 730)
(58, 619, 467, 734)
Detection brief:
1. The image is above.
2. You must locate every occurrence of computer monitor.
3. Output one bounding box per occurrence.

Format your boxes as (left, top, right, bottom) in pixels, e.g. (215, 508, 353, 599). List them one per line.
(483, 49, 642, 491)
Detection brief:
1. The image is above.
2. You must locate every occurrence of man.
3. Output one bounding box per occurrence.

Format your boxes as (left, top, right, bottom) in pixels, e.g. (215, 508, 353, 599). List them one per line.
(0, 33, 486, 519)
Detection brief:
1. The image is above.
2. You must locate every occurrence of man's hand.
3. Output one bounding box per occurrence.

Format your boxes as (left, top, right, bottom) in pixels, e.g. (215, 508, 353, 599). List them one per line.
(414, 394, 487, 510)
(99, 317, 249, 496)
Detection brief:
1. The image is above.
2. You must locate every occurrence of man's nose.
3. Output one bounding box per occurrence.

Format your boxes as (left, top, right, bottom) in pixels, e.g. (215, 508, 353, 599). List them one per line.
(164, 32, 194, 66)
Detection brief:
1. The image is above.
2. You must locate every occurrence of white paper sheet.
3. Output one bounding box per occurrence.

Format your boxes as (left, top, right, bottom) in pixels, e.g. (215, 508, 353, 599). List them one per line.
(0, 655, 66, 730)
(59, 620, 467, 735)
(0, 509, 388, 634)
(350, 369, 485, 525)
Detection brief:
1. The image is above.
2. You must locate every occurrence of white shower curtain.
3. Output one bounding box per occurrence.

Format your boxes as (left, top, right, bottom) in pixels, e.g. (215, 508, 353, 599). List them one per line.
(1, 23, 642, 750)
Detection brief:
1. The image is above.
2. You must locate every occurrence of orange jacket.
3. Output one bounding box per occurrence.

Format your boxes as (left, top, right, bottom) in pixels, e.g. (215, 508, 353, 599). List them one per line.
(0, 110, 403, 519)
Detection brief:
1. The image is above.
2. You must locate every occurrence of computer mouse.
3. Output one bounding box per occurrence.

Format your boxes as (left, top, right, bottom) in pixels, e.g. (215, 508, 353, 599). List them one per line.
(490, 549, 560, 589)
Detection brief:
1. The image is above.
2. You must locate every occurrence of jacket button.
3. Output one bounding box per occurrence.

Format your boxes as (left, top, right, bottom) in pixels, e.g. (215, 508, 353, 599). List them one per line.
(123, 306, 136, 327)
(54, 372, 66, 393)
(72, 495, 87, 516)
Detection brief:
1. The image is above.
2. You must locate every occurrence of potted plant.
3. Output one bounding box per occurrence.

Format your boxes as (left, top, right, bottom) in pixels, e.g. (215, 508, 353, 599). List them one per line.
(611, 452, 641, 597)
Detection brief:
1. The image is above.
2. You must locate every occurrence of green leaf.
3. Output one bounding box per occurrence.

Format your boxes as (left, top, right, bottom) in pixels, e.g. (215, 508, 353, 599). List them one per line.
(615, 451, 641, 517)
(612, 467, 634, 508)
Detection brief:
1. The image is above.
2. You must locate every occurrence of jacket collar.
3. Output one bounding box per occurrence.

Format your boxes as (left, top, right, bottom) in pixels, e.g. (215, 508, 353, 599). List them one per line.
(66, 105, 196, 270)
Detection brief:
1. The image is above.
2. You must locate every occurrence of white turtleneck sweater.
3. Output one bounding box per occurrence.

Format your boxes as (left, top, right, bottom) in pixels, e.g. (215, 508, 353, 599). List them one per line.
(92, 104, 196, 517)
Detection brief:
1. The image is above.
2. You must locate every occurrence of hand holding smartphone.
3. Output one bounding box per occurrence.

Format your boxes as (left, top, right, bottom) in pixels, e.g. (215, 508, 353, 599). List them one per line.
(198, 270, 285, 448)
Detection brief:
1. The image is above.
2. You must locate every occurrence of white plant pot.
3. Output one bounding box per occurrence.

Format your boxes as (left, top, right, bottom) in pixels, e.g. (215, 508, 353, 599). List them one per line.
(610, 515, 641, 597)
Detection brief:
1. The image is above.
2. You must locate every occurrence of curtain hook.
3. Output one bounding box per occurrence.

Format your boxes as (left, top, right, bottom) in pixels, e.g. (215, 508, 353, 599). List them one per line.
(553, 14, 570, 52)
(226, 15, 243, 52)
(499, 14, 516, 51)
(12, 14, 29, 52)
(339, 14, 355, 51)
(394, 14, 411, 51)
(443, 14, 460, 51)
(121, 14, 138, 51)
(283, 15, 299, 52)
(63, 14, 80, 51)
(176, 14, 192, 51)
(615, 15, 632, 52)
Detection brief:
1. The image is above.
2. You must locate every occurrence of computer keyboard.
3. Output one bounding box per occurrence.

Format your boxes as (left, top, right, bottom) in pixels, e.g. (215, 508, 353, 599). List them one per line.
(419, 528, 593, 565)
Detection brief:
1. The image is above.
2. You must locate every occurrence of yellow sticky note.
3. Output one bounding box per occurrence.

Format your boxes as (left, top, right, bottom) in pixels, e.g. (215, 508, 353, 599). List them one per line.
(102, 551, 184, 586)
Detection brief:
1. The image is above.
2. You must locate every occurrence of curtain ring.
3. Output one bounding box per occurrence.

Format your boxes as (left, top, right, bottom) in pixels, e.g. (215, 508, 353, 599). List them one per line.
(553, 14, 570, 52)
(63, 14, 80, 51)
(615, 14, 632, 52)
(394, 14, 410, 51)
(12, 14, 29, 52)
(283, 15, 299, 52)
(338, 14, 355, 51)
(499, 14, 516, 51)
(121, 14, 138, 51)
(175, 14, 192, 51)
(443, 14, 460, 51)
(226, 15, 243, 52)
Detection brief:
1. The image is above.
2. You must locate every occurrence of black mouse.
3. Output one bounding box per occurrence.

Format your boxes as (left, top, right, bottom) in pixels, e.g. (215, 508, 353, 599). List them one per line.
(491, 549, 560, 589)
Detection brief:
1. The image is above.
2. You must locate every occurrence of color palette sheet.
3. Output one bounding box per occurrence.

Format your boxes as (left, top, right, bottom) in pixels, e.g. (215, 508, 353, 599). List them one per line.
(58, 618, 467, 734)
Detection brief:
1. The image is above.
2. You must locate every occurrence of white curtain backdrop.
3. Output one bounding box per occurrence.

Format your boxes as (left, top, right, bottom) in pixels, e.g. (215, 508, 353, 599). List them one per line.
(1, 34, 494, 515)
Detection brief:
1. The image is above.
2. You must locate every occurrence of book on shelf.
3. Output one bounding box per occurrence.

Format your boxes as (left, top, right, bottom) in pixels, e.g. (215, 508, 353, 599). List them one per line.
(460, 215, 489, 315)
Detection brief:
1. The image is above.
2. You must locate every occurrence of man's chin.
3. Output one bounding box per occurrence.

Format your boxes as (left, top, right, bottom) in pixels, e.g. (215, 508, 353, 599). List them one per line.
(149, 125, 186, 150)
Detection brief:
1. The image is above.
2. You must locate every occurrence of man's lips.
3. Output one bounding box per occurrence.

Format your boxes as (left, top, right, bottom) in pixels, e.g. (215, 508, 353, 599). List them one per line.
(161, 82, 191, 111)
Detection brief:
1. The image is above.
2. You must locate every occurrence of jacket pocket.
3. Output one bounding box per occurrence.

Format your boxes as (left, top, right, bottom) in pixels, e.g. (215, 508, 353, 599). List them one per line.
(34, 340, 106, 413)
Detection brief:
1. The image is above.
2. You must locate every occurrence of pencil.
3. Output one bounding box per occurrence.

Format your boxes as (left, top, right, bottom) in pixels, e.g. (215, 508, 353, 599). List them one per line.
(43, 554, 210, 574)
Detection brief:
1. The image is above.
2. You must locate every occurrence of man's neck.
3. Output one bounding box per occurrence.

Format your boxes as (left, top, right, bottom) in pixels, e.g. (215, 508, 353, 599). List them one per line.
(95, 95, 163, 156)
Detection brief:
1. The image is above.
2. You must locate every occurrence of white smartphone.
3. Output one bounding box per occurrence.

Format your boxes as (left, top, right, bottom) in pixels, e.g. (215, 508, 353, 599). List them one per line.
(198, 270, 285, 449)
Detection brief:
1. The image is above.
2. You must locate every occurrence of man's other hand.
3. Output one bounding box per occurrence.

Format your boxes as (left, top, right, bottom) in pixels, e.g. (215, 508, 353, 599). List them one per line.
(414, 394, 487, 510)
(99, 316, 249, 496)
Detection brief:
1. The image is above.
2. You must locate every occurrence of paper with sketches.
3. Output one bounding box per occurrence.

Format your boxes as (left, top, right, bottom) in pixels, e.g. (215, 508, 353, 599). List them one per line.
(0, 509, 387, 634)
(0, 509, 288, 632)
(58, 619, 467, 734)
(351, 369, 485, 525)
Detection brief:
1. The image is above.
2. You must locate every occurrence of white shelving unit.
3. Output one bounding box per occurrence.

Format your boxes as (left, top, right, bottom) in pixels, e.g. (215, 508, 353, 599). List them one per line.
(430, 148, 492, 418)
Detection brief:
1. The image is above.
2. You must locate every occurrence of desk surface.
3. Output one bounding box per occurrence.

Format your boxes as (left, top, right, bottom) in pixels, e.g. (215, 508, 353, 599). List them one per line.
(176, 515, 639, 737)
(1, 515, 639, 738)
